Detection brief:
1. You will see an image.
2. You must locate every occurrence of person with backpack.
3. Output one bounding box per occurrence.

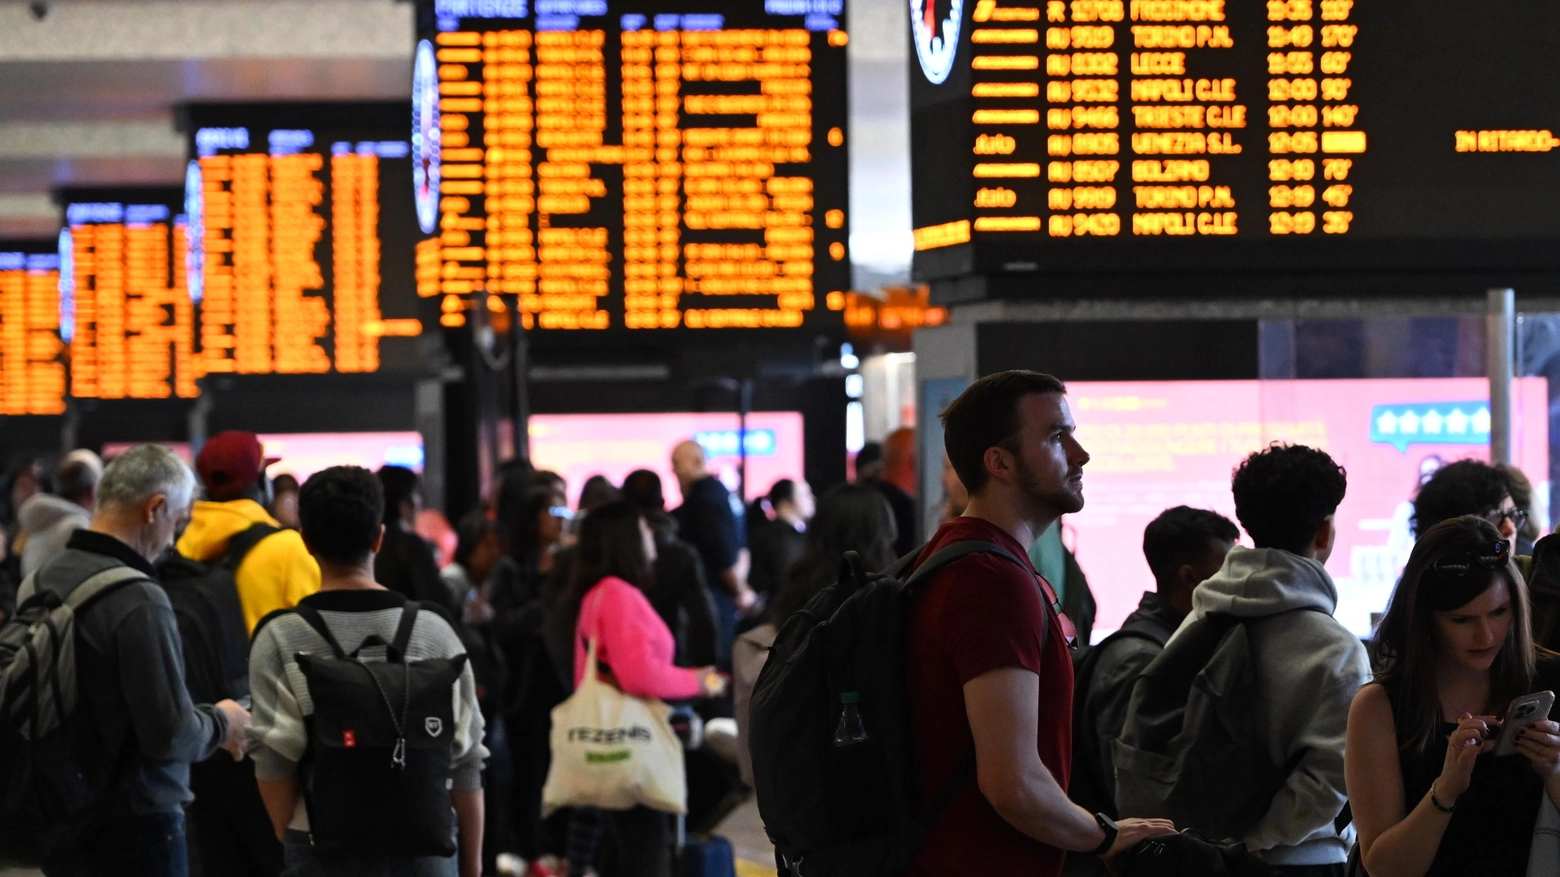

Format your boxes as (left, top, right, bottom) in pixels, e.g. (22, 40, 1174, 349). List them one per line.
(1066, 505, 1238, 875)
(1346, 516, 1560, 876)
(246, 465, 488, 877)
(15, 450, 101, 577)
(907, 371, 1175, 876)
(176, 430, 320, 633)
(1115, 443, 1370, 876)
(4, 443, 250, 877)
(733, 483, 898, 789)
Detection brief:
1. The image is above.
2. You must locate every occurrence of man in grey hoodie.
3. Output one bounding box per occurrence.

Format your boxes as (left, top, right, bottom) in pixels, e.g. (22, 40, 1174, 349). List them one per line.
(17, 451, 102, 576)
(1167, 444, 1370, 875)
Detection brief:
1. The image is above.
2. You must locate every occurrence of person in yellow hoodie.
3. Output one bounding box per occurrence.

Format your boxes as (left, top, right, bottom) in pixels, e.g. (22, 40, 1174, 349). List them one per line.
(176, 430, 322, 877)
(178, 430, 321, 633)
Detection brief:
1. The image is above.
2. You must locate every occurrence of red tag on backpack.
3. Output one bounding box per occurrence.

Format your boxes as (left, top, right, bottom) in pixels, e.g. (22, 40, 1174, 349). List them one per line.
(343, 730, 356, 748)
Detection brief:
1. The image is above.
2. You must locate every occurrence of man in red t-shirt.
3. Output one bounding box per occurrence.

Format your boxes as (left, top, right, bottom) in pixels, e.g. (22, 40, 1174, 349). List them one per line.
(907, 371, 1175, 877)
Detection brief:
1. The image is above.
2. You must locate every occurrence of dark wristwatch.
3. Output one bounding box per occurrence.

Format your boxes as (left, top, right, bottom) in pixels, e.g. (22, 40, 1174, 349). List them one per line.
(1089, 812, 1119, 857)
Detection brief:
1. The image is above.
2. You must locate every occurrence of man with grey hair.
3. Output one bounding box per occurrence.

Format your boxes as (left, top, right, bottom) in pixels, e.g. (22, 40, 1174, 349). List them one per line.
(17, 449, 103, 576)
(24, 443, 250, 877)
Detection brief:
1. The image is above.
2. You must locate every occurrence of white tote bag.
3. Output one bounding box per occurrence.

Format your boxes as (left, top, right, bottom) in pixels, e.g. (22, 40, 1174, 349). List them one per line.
(541, 619, 687, 816)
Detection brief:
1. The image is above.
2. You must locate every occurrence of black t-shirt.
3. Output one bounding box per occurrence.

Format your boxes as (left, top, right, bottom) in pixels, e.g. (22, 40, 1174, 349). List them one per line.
(1387, 654, 1560, 876)
(868, 479, 918, 557)
(672, 475, 743, 585)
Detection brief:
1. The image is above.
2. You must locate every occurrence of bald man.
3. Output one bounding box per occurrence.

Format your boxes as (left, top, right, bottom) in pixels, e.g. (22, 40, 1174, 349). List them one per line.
(671, 440, 753, 670)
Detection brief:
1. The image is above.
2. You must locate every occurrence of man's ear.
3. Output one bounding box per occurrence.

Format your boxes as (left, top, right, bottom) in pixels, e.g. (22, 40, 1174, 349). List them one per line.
(1313, 515, 1336, 552)
(372, 524, 386, 555)
(981, 445, 1015, 488)
(145, 493, 168, 524)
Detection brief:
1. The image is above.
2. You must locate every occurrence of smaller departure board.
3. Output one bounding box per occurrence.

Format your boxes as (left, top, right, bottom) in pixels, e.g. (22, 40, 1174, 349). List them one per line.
(57, 188, 199, 401)
(414, 0, 849, 343)
(182, 102, 425, 376)
(0, 241, 65, 415)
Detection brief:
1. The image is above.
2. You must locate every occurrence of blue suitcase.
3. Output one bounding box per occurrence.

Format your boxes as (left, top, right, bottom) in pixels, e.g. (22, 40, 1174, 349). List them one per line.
(680, 834, 736, 877)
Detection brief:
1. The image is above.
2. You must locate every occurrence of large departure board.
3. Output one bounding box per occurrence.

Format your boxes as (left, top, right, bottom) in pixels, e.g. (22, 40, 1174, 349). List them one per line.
(182, 103, 425, 375)
(57, 188, 199, 401)
(414, 0, 848, 340)
(0, 242, 65, 415)
(910, 0, 1560, 282)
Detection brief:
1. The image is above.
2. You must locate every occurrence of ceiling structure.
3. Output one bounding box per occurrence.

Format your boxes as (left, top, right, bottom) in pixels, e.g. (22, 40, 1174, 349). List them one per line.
(0, 0, 913, 283)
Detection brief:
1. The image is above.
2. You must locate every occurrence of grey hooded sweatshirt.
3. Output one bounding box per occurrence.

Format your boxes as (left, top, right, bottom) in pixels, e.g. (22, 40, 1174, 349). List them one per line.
(18, 493, 92, 577)
(1171, 545, 1371, 866)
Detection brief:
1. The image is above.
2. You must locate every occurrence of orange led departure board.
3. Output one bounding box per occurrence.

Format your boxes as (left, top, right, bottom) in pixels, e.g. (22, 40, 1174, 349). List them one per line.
(184, 102, 426, 376)
(910, 0, 1560, 287)
(58, 190, 198, 401)
(414, 0, 848, 341)
(0, 245, 65, 415)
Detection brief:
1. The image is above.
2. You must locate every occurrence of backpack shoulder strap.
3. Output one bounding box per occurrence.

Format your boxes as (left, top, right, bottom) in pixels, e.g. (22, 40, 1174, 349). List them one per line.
(390, 601, 421, 660)
(65, 566, 154, 612)
(902, 540, 1027, 593)
(292, 602, 347, 659)
(15, 570, 39, 604)
(218, 523, 283, 572)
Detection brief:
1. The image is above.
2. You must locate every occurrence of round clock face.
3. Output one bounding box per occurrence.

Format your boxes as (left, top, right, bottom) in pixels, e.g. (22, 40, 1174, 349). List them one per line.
(184, 160, 205, 304)
(412, 39, 441, 235)
(910, 0, 965, 85)
(57, 228, 75, 344)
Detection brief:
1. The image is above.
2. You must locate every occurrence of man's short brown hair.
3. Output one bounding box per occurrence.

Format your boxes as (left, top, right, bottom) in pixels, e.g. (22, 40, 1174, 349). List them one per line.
(940, 370, 1067, 495)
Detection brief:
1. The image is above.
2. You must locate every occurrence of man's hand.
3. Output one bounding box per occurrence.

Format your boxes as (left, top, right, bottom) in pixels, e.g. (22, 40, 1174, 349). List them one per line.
(215, 699, 252, 761)
(1103, 818, 1177, 858)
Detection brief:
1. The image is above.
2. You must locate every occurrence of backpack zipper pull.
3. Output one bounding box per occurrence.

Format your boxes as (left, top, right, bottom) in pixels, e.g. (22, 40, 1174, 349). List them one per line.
(392, 736, 407, 770)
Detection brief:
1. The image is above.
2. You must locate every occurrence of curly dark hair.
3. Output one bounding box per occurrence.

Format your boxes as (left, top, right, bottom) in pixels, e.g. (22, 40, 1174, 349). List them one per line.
(1142, 506, 1240, 588)
(1411, 460, 1511, 538)
(1231, 443, 1347, 555)
(299, 466, 385, 565)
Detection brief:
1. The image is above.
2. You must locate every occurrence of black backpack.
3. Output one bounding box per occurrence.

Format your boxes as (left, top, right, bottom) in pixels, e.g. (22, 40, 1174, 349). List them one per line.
(749, 540, 1034, 876)
(1112, 610, 1319, 842)
(289, 600, 469, 858)
(0, 565, 153, 863)
(1068, 622, 1170, 818)
(157, 522, 280, 704)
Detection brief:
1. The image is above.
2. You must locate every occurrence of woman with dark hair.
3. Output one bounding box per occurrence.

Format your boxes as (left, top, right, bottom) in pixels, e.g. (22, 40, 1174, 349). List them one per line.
(485, 484, 573, 870)
(732, 484, 898, 786)
(578, 474, 621, 515)
(563, 500, 726, 877)
(615, 469, 719, 672)
(1346, 516, 1560, 876)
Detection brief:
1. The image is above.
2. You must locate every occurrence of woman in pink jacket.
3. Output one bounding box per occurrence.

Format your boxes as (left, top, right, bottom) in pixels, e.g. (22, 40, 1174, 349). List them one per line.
(565, 500, 726, 877)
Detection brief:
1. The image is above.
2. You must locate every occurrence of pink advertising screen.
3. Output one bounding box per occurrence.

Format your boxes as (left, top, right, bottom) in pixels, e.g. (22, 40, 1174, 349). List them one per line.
(102, 431, 425, 483)
(528, 412, 806, 508)
(1067, 378, 1550, 639)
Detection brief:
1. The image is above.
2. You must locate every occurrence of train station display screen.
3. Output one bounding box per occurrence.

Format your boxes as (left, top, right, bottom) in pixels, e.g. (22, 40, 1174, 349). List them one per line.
(184, 103, 425, 376)
(1065, 377, 1549, 639)
(57, 189, 200, 401)
(910, 0, 1560, 279)
(415, 0, 848, 339)
(0, 242, 65, 415)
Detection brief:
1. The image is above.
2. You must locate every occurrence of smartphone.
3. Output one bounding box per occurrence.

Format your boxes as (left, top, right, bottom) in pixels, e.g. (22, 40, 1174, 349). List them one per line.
(1494, 690, 1556, 757)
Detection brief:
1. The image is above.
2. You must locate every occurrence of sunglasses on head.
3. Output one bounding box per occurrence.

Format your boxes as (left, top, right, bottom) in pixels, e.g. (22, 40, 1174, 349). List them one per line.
(1430, 539, 1511, 580)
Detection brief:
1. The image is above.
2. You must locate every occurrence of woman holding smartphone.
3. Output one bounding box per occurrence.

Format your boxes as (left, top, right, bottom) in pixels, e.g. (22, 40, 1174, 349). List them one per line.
(1346, 516, 1560, 875)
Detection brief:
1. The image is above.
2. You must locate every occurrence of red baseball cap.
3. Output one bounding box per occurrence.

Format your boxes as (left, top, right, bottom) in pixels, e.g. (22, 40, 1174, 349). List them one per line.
(195, 431, 281, 490)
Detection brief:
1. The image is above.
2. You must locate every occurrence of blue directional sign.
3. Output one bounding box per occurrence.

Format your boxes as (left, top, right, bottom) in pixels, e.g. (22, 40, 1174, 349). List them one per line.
(1369, 401, 1492, 453)
(694, 429, 778, 458)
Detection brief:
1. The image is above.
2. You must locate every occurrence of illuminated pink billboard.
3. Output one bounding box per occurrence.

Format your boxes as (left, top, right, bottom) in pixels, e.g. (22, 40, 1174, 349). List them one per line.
(528, 412, 806, 508)
(1066, 378, 1549, 638)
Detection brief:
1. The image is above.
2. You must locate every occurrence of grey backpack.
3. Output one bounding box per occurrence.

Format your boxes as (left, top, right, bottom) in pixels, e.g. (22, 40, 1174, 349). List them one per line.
(0, 566, 152, 861)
